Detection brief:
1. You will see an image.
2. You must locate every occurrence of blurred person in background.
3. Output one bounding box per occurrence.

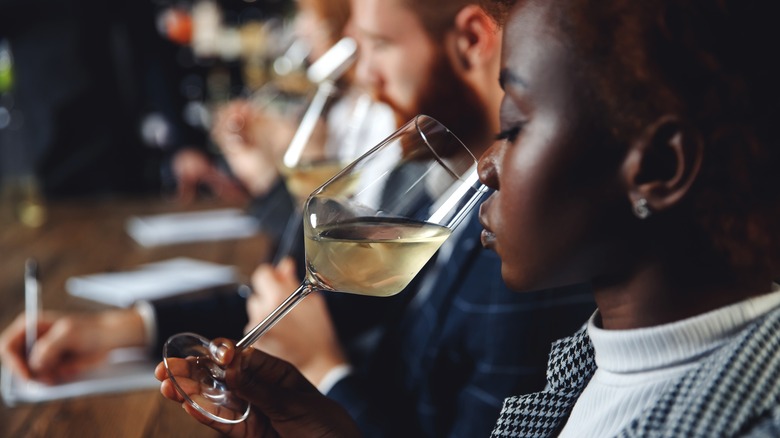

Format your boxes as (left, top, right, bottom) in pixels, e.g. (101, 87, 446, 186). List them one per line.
(207, 0, 398, 232)
(209, 0, 353, 198)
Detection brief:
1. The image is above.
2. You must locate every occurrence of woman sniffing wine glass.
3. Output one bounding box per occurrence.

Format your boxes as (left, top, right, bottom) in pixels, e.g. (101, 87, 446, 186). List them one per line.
(162, 114, 487, 423)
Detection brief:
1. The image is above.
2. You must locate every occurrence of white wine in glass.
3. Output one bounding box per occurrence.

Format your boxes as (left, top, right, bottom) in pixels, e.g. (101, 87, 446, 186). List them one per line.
(162, 114, 487, 423)
(305, 217, 451, 297)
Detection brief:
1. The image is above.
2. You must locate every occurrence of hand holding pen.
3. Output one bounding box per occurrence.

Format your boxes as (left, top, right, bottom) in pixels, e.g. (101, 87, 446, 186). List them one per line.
(0, 259, 43, 380)
(0, 259, 148, 383)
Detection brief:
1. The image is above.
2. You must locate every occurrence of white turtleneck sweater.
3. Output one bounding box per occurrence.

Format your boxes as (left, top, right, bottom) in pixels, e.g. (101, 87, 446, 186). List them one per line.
(557, 284, 780, 438)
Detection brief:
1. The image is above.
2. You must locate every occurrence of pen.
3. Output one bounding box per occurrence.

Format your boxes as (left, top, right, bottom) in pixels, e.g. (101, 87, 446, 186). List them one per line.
(25, 258, 40, 357)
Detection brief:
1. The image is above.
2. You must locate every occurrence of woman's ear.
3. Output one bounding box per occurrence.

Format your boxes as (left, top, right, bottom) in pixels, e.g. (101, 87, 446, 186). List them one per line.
(621, 115, 703, 216)
(448, 5, 500, 72)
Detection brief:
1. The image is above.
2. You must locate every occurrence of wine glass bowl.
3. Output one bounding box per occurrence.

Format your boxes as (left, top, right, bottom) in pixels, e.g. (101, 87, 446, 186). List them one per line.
(302, 115, 481, 296)
(163, 114, 486, 423)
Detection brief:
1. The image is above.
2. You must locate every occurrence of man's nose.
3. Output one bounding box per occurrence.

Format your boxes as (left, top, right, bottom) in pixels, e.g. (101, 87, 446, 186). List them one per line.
(354, 51, 378, 89)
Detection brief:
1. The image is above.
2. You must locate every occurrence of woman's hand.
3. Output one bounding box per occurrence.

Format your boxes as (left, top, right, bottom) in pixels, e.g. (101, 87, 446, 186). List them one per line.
(155, 340, 361, 438)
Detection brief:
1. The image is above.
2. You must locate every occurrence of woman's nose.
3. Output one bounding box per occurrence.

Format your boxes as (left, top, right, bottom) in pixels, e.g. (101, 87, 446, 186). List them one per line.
(477, 141, 501, 190)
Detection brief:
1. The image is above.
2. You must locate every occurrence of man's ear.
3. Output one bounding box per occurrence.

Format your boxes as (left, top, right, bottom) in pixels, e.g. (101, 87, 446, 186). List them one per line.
(448, 5, 500, 72)
(621, 115, 703, 215)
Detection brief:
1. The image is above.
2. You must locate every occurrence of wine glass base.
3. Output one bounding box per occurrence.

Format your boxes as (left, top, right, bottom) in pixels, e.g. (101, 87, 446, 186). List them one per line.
(163, 332, 251, 424)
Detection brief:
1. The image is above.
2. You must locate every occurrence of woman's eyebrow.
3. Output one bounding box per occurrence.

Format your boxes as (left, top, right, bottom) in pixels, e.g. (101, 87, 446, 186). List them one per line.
(499, 69, 528, 91)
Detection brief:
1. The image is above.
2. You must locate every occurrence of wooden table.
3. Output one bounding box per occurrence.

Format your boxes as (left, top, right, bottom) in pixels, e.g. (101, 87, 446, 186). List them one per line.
(0, 196, 274, 437)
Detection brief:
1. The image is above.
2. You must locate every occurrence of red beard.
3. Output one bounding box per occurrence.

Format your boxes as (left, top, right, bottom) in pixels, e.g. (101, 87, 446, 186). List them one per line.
(373, 48, 493, 157)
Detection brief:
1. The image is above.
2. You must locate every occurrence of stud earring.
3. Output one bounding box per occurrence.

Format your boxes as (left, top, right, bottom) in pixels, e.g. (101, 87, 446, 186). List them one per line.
(633, 198, 651, 219)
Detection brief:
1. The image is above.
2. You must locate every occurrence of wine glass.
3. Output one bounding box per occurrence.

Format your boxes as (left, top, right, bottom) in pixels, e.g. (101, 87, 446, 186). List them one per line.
(162, 114, 487, 423)
(278, 83, 367, 206)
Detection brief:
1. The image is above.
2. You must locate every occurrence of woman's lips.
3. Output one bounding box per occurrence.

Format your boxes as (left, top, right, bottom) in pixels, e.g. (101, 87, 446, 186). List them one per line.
(478, 203, 495, 249)
(480, 229, 496, 248)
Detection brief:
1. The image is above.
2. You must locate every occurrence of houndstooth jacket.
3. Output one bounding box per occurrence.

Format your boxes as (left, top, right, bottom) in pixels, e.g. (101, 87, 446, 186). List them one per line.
(491, 305, 780, 437)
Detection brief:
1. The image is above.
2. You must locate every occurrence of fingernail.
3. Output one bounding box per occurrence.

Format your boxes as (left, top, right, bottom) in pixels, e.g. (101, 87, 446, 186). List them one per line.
(211, 344, 228, 364)
(214, 344, 228, 363)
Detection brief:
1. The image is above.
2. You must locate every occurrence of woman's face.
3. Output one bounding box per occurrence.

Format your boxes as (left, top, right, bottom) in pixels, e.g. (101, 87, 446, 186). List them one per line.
(478, 2, 629, 292)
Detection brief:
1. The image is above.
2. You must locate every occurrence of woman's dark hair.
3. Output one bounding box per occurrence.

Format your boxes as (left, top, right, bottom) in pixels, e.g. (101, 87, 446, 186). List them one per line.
(547, 0, 780, 274)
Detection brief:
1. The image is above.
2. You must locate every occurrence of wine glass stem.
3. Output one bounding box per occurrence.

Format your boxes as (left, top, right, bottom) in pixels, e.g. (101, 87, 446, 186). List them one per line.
(234, 282, 314, 350)
(282, 81, 336, 168)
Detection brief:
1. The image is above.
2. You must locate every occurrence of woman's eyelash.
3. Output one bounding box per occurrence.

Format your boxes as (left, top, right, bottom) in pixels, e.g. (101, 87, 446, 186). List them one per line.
(495, 126, 522, 142)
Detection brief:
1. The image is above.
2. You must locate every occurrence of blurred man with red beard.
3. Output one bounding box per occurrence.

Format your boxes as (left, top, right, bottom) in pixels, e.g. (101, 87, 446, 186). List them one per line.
(238, 0, 595, 437)
(353, 0, 502, 155)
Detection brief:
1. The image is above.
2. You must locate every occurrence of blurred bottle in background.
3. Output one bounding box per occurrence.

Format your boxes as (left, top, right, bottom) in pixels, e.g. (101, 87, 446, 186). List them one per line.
(0, 38, 46, 227)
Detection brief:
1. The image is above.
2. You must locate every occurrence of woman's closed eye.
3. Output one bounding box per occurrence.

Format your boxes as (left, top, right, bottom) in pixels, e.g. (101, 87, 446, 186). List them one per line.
(495, 125, 522, 143)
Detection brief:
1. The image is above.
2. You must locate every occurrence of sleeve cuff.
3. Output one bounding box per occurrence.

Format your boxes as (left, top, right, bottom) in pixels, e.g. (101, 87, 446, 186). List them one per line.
(133, 300, 158, 353)
(317, 364, 353, 395)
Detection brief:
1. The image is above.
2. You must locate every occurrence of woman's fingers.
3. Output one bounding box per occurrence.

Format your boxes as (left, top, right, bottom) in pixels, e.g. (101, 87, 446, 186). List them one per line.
(160, 378, 186, 403)
(157, 359, 200, 404)
(156, 357, 194, 380)
(159, 348, 358, 437)
(158, 354, 266, 438)
(227, 348, 315, 406)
